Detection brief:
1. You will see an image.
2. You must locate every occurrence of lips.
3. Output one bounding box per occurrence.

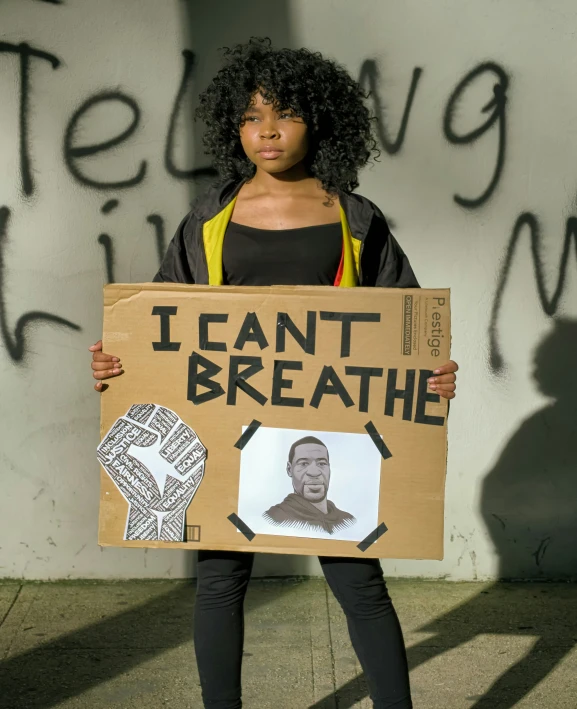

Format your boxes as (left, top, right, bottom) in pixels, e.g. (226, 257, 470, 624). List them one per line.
(258, 147, 283, 159)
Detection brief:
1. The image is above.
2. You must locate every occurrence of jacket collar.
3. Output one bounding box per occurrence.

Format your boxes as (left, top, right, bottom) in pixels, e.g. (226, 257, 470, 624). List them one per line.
(194, 179, 376, 243)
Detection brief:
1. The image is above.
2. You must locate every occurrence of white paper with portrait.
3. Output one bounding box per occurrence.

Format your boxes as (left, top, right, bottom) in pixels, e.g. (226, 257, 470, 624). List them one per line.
(237, 426, 381, 542)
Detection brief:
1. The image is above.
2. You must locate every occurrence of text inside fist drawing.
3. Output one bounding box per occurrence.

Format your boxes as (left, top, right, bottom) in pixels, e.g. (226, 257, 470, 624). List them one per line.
(97, 405, 206, 542)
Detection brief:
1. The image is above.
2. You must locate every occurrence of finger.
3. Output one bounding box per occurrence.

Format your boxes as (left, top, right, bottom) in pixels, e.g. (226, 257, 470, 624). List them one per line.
(92, 351, 120, 363)
(433, 383, 456, 393)
(428, 373, 456, 386)
(93, 368, 124, 381)
(94, 381, 109, 392)
(89, 340, 103, 352)
(92, 360, 122, 371)
(437, 389, 455, 400)
(433, 360, 459, 375)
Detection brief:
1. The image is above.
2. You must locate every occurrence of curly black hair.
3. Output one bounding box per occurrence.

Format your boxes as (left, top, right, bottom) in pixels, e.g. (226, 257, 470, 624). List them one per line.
(195, 38, 378, 194)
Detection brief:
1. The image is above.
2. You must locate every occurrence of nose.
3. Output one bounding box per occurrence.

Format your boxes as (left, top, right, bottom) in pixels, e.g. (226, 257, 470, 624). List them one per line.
(260, 118, 279, 139)
(306, 464, 322, 478)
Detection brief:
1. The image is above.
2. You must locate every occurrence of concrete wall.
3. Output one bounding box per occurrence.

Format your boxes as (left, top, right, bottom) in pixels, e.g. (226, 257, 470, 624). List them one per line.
(1, 0, 576, 580)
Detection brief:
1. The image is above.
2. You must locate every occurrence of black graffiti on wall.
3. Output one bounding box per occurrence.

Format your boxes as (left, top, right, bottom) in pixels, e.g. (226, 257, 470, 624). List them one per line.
(0, 41, 217, 361)
(0, 42, 61, 197)
(0, 27, 571, 369)
(443, 62, 509, 209)
(361, 58, 509, 209)
(165, 50, 219, 181)
(358, 60, 423, 155)
(0, 207, 80, 362)
(62, 49, 216, 192)
(96, 207, 166, 286)
(360, 56, 575, 374)
(489, 213, 577, 372)
(2, 44, 215, 200)
(98, 234, 115, 285)
(64, 92, 148, 190)
(147, 215, 166, 266)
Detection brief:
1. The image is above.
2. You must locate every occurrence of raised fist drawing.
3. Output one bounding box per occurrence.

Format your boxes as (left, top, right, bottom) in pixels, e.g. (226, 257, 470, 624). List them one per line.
(97, 404, 206, 541)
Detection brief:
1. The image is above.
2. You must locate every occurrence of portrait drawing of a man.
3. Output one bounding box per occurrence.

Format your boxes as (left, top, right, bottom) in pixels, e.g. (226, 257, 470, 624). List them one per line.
(263, 436, 356, 535)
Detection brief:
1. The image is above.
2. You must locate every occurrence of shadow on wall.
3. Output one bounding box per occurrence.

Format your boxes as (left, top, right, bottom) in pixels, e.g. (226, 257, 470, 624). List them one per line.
(310, 319, 577, 709)
(178, 0, 297, 199)
(482, 318, 577, 580)
(178, 0, 319, 577)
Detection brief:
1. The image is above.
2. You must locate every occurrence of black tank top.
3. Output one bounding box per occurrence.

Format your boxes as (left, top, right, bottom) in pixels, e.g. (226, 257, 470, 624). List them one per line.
(222, 221, 342, 287)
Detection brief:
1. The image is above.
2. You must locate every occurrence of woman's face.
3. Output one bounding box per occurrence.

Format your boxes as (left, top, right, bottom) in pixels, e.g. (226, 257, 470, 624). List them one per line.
(239, 92, 309, 174)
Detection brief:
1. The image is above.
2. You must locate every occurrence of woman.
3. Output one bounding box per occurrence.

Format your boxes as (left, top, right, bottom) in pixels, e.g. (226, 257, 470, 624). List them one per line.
(90, 39, 458, 709)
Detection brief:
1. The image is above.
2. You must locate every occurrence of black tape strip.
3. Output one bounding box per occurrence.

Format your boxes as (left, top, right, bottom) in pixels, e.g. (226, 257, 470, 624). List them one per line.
(228, 513, 255, 541)
(364, 421, 393, 460)
(357, 522, 388, 552)
(234, 419, 262, 450)
(199, 313, 228, 352)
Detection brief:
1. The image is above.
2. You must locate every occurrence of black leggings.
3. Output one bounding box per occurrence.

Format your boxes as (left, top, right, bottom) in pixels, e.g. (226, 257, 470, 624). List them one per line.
(194, 551, 412, 709)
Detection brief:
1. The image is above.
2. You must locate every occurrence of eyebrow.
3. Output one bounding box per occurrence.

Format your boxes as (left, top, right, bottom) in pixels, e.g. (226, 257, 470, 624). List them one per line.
(244, 106, 294, 115)
(294, 456, 328, 464)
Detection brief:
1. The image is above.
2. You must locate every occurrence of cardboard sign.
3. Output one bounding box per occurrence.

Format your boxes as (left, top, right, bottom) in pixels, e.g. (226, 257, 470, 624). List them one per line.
(98, 284, 450, 559)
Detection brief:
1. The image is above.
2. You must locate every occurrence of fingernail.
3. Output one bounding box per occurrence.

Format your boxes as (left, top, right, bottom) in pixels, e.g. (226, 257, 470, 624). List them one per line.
(433, 369, 441, 374)
(428, 377, 436, 384)
(429, 384, 437, 390)
(112, 357, 119, 362)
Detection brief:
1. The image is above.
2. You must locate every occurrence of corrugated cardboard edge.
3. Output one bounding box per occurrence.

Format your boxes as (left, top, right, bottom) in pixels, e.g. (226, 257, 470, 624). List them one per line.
(439, 290, 452, 562)
(103, 282, 449, 301)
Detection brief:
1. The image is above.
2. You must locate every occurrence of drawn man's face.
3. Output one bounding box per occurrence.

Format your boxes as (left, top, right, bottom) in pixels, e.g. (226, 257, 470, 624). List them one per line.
(287, 443, 331, 503)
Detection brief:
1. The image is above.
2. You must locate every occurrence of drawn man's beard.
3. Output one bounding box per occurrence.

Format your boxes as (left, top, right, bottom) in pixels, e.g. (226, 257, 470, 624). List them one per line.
(302, 481, 326, 502)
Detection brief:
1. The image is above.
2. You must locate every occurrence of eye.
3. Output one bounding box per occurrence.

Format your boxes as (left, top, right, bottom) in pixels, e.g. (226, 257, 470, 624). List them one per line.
(243, 115, 259, 122)
(278, 110, 294, 120)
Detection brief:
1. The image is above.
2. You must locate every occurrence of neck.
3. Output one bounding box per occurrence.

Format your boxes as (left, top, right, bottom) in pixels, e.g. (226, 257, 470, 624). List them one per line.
(309, 499, 328, 514)
(249, 163, 316, 195)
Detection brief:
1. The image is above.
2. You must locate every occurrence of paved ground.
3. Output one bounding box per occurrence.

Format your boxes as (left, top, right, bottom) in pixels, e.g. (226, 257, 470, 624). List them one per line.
(0, 579, 576, 708)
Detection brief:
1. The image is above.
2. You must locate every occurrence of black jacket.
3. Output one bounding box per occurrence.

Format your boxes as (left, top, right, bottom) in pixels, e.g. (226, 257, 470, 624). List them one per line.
(153, 180, 419, 288)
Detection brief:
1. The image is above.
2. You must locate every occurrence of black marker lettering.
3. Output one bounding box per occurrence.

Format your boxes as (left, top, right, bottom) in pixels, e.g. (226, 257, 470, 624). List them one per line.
(319, 312, 381, 357)
(271, 360, 304, 408)
(414, 369, 445, 426)
(187, 351, 225, 405)
(385, 369, 415, 421)
(234, 312, 269, 350)
(276, 311, 316, 355)
(227, 356, 268, 406)
(310, 366, 354, 409)
(199, 313, 228, 352)
(345, 366, 383, 413)
(152, 306, 181, 351)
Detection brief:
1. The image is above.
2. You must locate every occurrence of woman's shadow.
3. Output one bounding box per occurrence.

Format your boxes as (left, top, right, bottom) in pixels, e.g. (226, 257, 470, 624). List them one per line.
(311, 319, 577, 709)
(408, 318, 577, 707)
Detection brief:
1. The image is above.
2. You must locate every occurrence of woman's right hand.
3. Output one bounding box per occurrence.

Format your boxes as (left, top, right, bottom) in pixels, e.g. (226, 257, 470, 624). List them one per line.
(89, 340, 123, 392)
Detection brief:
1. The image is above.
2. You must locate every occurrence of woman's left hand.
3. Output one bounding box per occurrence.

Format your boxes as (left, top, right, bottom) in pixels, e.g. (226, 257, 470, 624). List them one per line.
(428, 361, 459, 400)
